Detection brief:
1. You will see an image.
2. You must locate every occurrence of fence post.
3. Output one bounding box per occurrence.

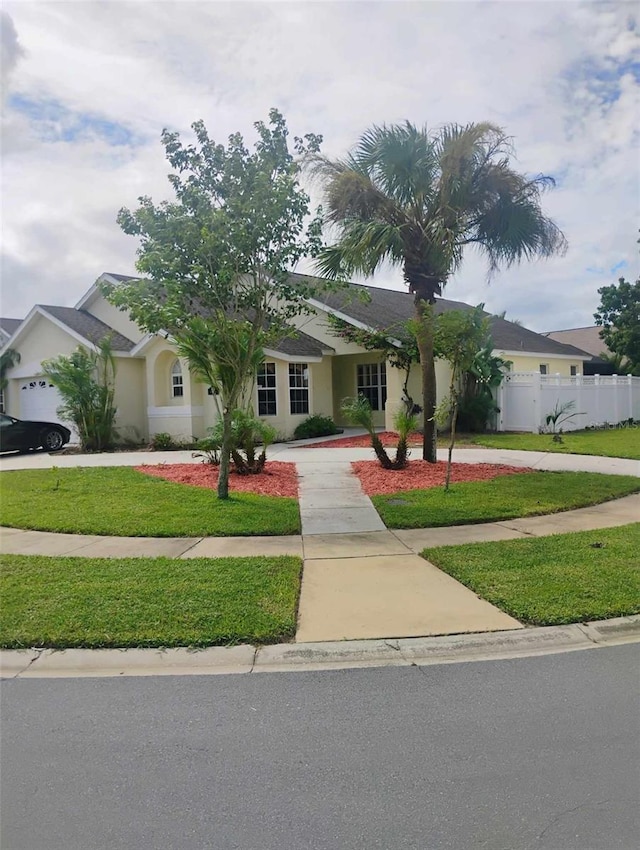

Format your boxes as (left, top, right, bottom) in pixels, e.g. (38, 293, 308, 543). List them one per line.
(613, 374, 619, 423)
(531, 372, 541, 433)
(497, 379, 506, 432)
(628, 374, 633, 421)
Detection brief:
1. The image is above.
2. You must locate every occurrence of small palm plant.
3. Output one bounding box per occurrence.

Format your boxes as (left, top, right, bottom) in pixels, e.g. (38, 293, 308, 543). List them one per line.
(341, 396, 417, 470)
(544, 400, 584, 443)
(196, 409, 277, 474)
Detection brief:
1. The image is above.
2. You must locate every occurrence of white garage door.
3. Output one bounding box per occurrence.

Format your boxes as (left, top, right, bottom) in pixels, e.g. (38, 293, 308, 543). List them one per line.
(19, 378, 76, 440)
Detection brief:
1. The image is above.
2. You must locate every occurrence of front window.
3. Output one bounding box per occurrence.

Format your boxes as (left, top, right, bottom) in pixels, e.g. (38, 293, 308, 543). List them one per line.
(257, 362, 277, 416)
(357, 362, 387, 411)
(171, 360, 184, 397)
(289, 363, 309, 415)
(539, 364, 548, 375)
(570, 366, 578, 376)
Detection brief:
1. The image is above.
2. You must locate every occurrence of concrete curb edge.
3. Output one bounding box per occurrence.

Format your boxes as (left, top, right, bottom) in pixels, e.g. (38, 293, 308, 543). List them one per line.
(2, 616, 638, 679)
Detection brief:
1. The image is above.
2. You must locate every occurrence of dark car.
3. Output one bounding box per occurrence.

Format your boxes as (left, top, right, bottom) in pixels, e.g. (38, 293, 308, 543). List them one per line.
(0, 413, 71, 453)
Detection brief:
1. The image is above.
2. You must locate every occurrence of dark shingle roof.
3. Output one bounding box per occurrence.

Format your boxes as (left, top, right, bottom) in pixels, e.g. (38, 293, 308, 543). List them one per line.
(271, 328, 333, 358)
(291, 273, 592, 359)
(39, 306, 136, 351)
(0, 317, 23, 337)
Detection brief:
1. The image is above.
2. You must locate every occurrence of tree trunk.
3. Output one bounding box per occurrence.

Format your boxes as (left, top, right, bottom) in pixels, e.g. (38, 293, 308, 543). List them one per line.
(217, 407, 234, 499)
(414, 296, 437, 463)
(445, 403, 458, 491)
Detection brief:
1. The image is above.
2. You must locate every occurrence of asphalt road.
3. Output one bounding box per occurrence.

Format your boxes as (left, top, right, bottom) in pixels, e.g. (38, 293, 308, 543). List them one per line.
(2, 645, 639, 850)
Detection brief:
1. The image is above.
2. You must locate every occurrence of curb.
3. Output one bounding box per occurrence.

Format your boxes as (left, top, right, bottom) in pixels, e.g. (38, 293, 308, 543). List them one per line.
(2, 616, 638, 679)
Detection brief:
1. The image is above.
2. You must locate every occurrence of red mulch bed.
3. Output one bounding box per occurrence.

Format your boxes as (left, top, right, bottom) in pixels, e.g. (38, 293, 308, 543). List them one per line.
(302, 431, 424, 448)
(352, 460, 532, 496)
(134, 462, 299, 497)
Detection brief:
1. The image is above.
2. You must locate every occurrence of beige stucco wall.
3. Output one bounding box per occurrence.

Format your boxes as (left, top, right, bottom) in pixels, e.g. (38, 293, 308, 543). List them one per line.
(289, 310, 365, 356)
(246, 356, 333, 439)
(85, 294, 146, 345)
(112, 357, 147, 443)
(3, 314, 81, 417)
(3, 313, 148, 440)
(498, 353, 584, 376)
(384, 358, 453, 431)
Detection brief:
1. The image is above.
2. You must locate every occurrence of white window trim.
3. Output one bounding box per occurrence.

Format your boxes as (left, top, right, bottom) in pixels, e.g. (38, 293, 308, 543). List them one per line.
(288, 362, 310, 416)
(256, 362, 278, 417)
(356, 362, 387, 411)
(171, 359, 184, 398)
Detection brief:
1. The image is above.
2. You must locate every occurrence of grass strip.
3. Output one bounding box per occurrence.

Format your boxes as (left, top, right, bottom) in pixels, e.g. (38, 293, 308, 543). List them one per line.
(472, 427, 640, 460)
(0, 467, 300, 537)
(422, 524, 640, 625)
(0, 554, 302, 648)
(371, 471, 640, 528)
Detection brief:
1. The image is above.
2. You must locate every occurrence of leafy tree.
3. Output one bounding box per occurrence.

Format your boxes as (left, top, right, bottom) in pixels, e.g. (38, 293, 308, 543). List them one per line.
(310, 121, 566, 462)
(594, 277, 640, 375)
(458, 337, 511, 432)
(326, 312, 420, 408)
(433, 307, 489, 489)
(103, 110, 325, 498)
(41, 337, 117, 451)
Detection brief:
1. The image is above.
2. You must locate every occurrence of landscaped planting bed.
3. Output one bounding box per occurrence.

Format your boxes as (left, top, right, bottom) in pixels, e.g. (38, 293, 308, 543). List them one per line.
(352, 459, 530, 495)
(302, 431, 424, 448)
(135, 461, 298, 497)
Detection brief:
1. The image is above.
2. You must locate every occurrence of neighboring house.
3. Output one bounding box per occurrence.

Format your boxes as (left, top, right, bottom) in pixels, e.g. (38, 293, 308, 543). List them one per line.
(0, 318, 24, 413)
(543, 326, 617, 375)
(0, 317, 23, 347)
(0, 272, 592, 441)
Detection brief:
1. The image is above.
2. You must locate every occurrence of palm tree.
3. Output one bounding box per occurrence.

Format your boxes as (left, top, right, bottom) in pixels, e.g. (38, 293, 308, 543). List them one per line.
(0, 348, 21, 389)
(310, 122, 567, 461)
(0, 349, 21, 413)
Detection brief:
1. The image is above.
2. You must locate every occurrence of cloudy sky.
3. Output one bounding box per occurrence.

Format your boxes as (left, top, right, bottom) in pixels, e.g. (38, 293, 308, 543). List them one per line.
(2, 0, 638, 332)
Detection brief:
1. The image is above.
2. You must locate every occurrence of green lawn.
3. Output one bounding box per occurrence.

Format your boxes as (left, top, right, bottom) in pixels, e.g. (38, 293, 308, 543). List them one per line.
(472, 427, 640, 460)
(422, 524, 640, 625)
(371, 471, 640, 528)
(0, 554, 302, 648)
(0, 467, 300, 537)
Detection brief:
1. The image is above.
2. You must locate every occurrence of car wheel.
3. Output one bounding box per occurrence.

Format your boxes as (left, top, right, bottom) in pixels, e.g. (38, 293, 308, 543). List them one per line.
(41, 428, 65, 452)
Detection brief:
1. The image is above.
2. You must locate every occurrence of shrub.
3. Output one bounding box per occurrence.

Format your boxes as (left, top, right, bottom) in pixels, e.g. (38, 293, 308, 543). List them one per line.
(193, 434, 221, 465)
(41, 337, 117, 452)
(293, 415, 340, 440)
(201, 410, 277, 474)
(150, 432, 177, 451)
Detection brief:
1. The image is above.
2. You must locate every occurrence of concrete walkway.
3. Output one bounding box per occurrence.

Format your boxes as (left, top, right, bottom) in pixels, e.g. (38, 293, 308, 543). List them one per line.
(1, 445, 638, 645)
(297, 460, 385, 534)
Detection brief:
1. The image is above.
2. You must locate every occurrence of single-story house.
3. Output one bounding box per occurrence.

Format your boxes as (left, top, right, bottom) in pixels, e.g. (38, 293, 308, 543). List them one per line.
(0, 272, 593, 441)
(543, 326, 617, 375)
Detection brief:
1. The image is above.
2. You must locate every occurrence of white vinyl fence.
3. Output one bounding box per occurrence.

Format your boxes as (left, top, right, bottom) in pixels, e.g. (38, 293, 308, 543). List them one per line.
(496, 373, 640, 433)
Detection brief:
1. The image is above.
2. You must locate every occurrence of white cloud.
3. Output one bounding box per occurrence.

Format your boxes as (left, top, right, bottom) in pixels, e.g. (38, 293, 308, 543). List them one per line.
(1, 0, 638, 334)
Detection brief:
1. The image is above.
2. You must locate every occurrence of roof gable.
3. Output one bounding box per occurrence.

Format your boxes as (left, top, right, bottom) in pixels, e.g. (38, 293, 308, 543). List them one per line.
(39, 306, 135, 351)
(294, 273, 591, 359)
